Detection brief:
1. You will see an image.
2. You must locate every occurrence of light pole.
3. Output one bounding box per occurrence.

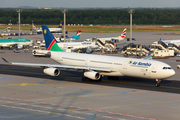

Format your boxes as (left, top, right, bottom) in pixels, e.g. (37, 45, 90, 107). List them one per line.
(16, 9, 22, 38)
(9, 20, 11, 29)
(32, 20, 33, 30)
(128, 9, 135, 43)
(62, 9, 68, 42)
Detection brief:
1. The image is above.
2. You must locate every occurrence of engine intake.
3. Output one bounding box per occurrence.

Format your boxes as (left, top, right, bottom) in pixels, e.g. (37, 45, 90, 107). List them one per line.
(84, 71, 101, 80)
(43, 68, 60, 76)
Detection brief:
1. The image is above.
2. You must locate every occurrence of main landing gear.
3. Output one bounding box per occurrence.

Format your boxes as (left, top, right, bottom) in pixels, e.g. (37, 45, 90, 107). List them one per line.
(108, 76, 119, 80)
(155, 79, 161, 87)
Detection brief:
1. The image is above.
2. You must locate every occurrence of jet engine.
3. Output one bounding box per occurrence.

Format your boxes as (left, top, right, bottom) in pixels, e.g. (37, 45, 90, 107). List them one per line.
(84, 71, 101, 80)
(17, 44, 24, 49)
(111, 39, 118, 43)
(12, 44, 24, 49)
(43, 68, 60, 76)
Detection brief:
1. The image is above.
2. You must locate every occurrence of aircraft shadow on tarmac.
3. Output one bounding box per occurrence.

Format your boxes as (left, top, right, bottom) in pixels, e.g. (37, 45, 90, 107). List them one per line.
(0, 64, 179, 94)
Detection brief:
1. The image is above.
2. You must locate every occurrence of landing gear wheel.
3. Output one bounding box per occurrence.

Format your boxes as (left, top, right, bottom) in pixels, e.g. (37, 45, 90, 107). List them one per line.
(155, 83, 160, 87)
(97, 76, 102, 82)
(155, 79, 161, 87)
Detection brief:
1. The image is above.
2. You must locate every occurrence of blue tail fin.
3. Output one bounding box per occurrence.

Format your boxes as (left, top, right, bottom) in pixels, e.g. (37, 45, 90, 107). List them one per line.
(159, 37, 161, 41)
(42, 25, 64, 52)
(57, 21, 63, 28)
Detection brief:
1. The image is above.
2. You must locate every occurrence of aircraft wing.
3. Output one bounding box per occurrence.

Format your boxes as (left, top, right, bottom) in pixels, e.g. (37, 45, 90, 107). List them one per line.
(2, 57, 114, 72)
(85, 114, 96, 120)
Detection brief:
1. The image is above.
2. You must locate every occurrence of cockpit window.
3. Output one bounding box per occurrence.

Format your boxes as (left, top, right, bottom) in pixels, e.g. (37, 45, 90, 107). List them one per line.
(163, 67, 172, 69)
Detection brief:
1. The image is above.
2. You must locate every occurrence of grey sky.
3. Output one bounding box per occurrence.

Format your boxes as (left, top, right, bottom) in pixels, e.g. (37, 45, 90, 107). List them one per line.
(0, 0, 180, 8)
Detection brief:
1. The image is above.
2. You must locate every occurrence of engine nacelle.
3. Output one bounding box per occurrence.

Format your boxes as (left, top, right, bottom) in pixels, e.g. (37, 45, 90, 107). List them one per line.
(17, 44, 23, 49)
(84, 71, 101, 80)
(43, 68, 60, 76)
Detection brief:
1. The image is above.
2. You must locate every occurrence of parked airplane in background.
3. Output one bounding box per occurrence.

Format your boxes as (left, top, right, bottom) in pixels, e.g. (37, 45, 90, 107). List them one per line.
(36, 22, 63, 34)
(86, 28, 126, 43)
(57, 41, 98, 51)
(69, 30, 82, 40)
(2, 26, 175, 87)
(0, 38, 32, 49)
(152, 38, 180, 47)
(56, 30, 82, 41)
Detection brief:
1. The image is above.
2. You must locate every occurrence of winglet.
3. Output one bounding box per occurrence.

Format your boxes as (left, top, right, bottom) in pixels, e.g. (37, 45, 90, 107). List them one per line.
(147, 52, 152, 57)
(142, 52, 152, 60)
(2, 57, 11, 63)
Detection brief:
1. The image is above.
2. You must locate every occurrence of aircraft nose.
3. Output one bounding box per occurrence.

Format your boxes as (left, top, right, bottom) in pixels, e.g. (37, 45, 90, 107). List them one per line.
(169, 69, 175, 77)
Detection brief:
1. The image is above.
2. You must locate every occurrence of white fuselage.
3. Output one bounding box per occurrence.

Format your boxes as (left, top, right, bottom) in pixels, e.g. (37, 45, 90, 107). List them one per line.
(50, 52, 175, 79)
(86, 36, 125, 44)
(0, 42, 32, 47)
(37, 28, 62, 33)
(57, 42, 98, 50)
(99, 37, 124, 43)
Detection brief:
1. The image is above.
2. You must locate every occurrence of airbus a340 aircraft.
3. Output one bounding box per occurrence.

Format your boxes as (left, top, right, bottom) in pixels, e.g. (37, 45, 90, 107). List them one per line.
(86, 28, 126, 43)
(2, 26, 175, 87)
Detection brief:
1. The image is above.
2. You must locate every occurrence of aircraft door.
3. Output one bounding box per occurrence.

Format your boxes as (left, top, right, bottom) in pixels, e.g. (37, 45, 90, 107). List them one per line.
(149, 64, 158, 77)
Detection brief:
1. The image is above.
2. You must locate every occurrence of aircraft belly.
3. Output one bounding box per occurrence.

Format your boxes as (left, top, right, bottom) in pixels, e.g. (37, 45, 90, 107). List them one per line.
(99, 71, 124, 76)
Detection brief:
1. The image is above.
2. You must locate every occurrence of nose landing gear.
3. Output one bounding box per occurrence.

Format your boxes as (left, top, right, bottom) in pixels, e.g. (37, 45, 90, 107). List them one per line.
(155, 79, 161, 87)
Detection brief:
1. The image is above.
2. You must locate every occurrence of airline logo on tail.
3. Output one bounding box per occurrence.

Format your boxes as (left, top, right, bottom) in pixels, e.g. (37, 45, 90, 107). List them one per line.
(32, 23, 36, 29)
(120, 28, 126, 38)
(57, 21, 63, 28)
(76, 30, 82, 35)
(42, 25, 64, 52)
(69, 30, 82, 40)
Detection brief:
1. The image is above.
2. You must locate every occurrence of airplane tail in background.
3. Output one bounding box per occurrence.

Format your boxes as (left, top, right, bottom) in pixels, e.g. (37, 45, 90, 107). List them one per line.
(76, 30, 82, 35)
(120, 28, 126, 38)
(159, 37, 162, 41)
(69, 30, 82, 40)
(57, 21, 63, 28)
(32, 23, 36, 29)
(42, 25, 64, 52)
